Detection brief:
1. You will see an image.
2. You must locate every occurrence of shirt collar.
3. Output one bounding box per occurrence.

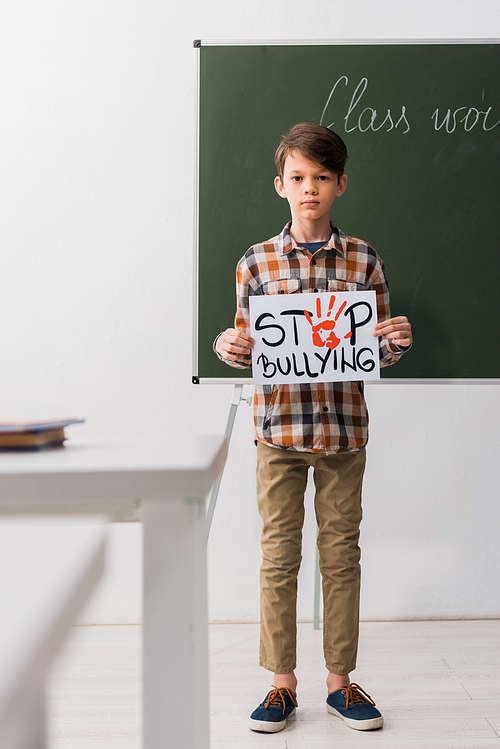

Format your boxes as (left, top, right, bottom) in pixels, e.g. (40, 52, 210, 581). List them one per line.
(278, 221, 347, 258)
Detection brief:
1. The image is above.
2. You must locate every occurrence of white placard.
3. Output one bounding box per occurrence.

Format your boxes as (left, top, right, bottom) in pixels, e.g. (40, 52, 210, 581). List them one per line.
(249, 291, 380, 385)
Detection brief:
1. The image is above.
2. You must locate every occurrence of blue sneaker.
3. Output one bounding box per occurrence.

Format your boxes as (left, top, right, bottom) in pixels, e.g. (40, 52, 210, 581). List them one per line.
(326, 683, 383, 730)
(249, 686, 298, 733)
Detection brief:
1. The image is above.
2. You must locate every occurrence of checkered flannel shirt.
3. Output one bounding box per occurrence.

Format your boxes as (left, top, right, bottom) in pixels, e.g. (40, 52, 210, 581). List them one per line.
(217, 222, 409, 454)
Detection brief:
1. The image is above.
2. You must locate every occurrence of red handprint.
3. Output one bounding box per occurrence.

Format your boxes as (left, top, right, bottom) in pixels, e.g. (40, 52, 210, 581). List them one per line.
(304, 295, 352, 349)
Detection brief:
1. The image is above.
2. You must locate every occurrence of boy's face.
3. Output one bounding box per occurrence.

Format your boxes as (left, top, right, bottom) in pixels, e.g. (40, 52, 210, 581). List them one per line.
(274, 150, 347, 225)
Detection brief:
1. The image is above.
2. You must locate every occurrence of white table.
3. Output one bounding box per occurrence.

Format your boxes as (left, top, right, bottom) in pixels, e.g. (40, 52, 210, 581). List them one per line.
(0, 520, 105, 749)
(0, 437, 228, 749)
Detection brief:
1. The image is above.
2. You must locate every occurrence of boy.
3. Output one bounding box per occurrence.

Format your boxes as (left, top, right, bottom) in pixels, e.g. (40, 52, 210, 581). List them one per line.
(214, 123, 412, 734)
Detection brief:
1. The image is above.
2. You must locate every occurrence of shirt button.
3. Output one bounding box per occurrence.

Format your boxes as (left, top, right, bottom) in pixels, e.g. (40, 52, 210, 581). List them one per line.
(312, 259, 317, 266)
(314, 288, 318, 293)
(322, 407, 328, 412)
(279, 289, 284, 294)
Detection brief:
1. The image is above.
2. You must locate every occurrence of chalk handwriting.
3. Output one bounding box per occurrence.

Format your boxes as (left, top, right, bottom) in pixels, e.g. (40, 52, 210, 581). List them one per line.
(431, 106, 500, 133)
(320, 75, 410, 134)
(319, 75, 499, 135)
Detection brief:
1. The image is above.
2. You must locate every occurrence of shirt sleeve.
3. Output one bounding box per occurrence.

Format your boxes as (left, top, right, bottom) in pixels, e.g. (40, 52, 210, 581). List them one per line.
(370, 258, 412, 368)
(212, 257, 255, 370)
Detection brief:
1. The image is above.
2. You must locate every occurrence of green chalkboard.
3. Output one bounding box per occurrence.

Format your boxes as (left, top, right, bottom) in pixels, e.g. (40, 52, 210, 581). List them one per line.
(195, 42, 500, 382)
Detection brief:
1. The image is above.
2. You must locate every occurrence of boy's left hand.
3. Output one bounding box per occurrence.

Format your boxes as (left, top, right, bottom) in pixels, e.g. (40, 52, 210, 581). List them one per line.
(373, 316, 412, 350)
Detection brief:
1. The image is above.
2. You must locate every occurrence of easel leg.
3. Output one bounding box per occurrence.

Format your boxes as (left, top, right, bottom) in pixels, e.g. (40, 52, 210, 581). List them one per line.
(206, 384, 245, 539)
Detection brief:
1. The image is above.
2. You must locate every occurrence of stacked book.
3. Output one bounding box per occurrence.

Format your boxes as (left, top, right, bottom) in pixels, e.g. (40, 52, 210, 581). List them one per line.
(0, 419, 85, 451)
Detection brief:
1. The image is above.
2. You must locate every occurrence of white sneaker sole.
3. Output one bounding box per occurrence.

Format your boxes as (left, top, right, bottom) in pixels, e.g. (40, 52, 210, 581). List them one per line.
(327, 704, 384, 730)
(249, 707, 296, 733)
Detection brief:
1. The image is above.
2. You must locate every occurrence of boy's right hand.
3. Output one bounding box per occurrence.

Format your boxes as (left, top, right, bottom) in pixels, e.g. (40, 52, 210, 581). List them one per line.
(215, 328, 255, 362)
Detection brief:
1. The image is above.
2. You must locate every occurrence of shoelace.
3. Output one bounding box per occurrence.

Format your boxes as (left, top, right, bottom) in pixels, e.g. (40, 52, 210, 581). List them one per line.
(265, 686, 298, 714)
(342, 683, 377, 710)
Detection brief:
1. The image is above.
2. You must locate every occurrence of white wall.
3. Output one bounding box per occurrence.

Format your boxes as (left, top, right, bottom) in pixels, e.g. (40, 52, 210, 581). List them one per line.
(0, 0, 499, 624)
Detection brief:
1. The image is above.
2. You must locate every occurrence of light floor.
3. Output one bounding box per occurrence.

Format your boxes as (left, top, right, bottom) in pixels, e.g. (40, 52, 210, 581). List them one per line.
(47, 620, 500, 748)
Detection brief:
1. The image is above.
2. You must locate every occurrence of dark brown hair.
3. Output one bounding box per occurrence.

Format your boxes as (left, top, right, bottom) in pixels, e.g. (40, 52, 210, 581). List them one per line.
(274, 123, 348, 180)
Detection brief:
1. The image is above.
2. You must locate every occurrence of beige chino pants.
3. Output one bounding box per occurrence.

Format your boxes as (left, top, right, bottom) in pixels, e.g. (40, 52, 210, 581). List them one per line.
(256, 441, 366, 676)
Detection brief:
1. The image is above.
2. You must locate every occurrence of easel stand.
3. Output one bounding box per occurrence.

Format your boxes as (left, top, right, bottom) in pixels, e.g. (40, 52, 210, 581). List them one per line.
(206, 385, 251, 537)
(206, 383, 322, 630)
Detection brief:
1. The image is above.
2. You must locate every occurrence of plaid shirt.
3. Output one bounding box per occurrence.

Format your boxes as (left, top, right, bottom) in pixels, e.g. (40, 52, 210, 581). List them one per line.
(219, 222, 409, 454)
